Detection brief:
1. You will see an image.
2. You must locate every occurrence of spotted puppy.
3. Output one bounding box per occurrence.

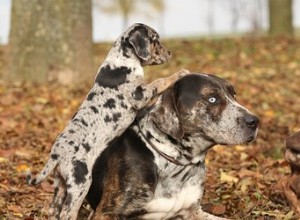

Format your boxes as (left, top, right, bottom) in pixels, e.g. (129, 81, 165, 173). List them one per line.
(87, 73, 259, 220)
(27, 23, 188, 219)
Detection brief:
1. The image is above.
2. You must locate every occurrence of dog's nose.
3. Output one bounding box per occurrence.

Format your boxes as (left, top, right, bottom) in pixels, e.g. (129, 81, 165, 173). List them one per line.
(244, 115, 259, 128)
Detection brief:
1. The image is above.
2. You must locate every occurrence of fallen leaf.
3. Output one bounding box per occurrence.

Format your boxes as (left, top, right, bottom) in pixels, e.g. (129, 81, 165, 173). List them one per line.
(220, 170, 238, 183)
(210, 204, 226, 215)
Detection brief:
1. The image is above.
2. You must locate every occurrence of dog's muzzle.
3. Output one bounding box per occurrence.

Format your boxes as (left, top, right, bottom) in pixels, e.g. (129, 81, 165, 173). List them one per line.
(243, 114, 259, 142)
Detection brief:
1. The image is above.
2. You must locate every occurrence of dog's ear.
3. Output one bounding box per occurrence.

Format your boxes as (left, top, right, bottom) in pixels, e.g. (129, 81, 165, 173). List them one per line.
(149, 87, 184, 140)
(129, 29, 151, 61)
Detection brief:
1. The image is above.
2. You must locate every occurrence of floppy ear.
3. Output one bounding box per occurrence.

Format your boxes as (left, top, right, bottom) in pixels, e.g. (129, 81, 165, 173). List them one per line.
(128, 29, 151, 61)
(149, 87, 184, 140)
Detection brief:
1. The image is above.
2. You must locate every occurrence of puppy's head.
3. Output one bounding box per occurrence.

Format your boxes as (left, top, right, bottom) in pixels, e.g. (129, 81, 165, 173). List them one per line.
(150, 73, 259, 145)
(120, 23, 171, 66)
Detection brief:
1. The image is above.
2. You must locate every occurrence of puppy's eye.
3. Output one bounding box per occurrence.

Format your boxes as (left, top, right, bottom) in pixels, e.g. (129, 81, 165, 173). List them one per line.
(208, 97, 217, 103)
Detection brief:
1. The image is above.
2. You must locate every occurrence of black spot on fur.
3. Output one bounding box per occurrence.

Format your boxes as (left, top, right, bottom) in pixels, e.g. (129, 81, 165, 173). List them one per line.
(69, 129, 75, 134)
(64, 194, 73, 207)
(51, 154, 59, 160)
(73, 160, 88, 184)
(117, 94, 124, 100)
(171, 167, 186, 178)
(103, 98, 116, 109)
(95, 65, 131, 89)
(74, 146, 79, 152)
(120, 36, 131, 58)
(113, 124, 118, 130)
(152, 87, 158, 96)
(166, 134, 178, 145)
(181, 171, 190, 182)
(53, 186, 59, 198)
(146, 131, 154, 139)
(121, 102, 128, 109)
(87, 92, 96, 101)
(81, 118, 88, 127)
(90, 106, 99, 113)
(133, 86, 145, 101)
(69, 141, 74, 146)
(112, 113, 122, 122)
(83, 143, 91, 152)
(31, 179, 37, 185)
(79, 191, 83, 197)
(104, 115, 111, 123)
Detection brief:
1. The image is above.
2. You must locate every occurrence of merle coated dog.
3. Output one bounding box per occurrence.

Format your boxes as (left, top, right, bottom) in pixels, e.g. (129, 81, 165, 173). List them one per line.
(86, 73, 259, 220)
(26, 23, 188, 219)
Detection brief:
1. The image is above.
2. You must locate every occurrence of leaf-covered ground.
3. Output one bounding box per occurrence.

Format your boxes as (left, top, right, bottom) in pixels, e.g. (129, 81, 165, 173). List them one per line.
(0, 36, 300, 219)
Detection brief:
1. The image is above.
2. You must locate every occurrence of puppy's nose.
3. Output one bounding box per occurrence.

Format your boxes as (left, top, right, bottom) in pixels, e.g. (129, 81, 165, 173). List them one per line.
(244, 115, 259, 128)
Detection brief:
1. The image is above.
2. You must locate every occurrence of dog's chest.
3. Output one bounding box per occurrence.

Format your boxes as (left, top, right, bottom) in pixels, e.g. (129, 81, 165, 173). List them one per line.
(142, 163, 206, 219)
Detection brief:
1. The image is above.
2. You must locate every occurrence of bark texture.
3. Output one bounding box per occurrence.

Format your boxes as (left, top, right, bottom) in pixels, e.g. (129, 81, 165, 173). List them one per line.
(9, 0, 94, 84)
(269, 0, 293, 36)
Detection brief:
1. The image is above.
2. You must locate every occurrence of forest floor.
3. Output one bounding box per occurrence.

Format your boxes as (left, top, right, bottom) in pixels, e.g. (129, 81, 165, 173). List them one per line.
(0, 36, 300, 219)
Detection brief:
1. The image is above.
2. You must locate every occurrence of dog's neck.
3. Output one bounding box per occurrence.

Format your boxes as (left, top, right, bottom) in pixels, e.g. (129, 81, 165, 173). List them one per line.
(137, 115, 216, 166)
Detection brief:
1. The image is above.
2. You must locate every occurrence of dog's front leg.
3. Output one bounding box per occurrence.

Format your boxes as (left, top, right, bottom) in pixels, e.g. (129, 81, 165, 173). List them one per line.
(92, 213, 119, 220)
(191, 208, 229, 220)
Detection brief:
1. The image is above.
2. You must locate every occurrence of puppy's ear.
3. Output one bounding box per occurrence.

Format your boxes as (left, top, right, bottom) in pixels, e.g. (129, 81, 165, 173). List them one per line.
(129, 29, 151, 61)
(149, 87, 184, 140)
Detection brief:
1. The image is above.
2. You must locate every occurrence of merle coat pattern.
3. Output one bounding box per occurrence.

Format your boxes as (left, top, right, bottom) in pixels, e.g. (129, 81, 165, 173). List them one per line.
(87, 73, 259, 220)
(26, 23, 188, 220)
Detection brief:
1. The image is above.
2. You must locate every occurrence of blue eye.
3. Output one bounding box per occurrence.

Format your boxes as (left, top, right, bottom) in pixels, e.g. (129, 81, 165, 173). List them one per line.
(208, 97, 217, 103)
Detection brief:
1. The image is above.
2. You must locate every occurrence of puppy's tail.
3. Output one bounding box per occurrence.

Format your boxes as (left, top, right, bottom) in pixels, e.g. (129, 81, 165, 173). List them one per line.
(26, 157, 58, 186)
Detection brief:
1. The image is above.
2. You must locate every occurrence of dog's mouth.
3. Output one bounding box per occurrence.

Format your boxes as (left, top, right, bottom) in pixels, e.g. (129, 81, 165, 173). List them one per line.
(246, 134, 256, 143)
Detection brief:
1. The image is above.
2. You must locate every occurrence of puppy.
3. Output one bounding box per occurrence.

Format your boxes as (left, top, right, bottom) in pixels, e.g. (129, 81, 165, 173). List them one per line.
(27, 23, 188, 219)
(86, 73, 259, 220)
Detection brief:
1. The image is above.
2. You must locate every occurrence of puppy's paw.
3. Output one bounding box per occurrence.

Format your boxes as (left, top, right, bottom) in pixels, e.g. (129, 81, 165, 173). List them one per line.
(175, 69, 190, 78)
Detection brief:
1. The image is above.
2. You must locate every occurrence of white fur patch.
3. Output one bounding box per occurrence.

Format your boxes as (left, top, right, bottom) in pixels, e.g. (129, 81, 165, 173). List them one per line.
(142, 185, 201, 219)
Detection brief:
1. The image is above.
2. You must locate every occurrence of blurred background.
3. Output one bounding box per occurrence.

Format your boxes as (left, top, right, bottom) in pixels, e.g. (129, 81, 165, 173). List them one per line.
(0, 0, 299, 83)
(1, 1, 300, 219)
(1, 0, 300, 44)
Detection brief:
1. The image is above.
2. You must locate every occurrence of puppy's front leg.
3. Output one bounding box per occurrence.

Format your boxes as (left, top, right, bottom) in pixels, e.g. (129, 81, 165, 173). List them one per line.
(148, 69, 190, 96)
(131, 69, 190, 109)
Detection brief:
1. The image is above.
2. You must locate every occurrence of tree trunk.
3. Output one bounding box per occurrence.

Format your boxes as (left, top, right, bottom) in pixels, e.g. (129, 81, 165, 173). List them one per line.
(8, 0, 94, 84)
(269, 0, 293, 36)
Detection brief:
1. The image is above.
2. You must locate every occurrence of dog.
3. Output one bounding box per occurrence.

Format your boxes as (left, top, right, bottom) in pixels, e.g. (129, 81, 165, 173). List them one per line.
(277, 130, 300, 215)
(26, 23, 188, 219)
(86, 73, 259, 220)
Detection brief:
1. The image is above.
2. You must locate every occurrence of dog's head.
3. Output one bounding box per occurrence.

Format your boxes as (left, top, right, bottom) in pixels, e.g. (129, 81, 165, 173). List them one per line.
(150, 73, 259, 146)
(119, 23, 171, 66)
